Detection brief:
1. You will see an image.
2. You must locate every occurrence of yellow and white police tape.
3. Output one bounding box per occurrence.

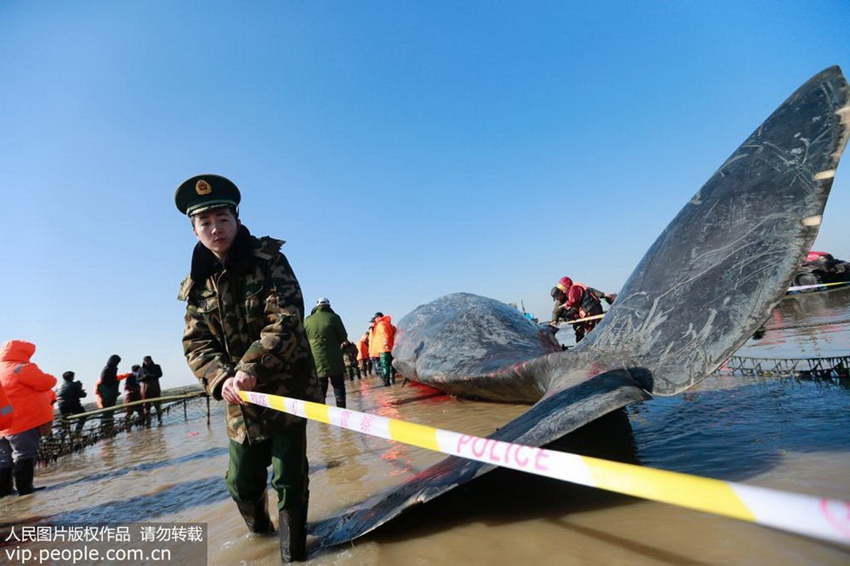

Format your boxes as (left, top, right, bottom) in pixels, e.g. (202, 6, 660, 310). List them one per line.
(787, 280, 850, 293)
(239, 390, 850, 546)
(557, 313, 605, 325)
(551, 313, 610, 327)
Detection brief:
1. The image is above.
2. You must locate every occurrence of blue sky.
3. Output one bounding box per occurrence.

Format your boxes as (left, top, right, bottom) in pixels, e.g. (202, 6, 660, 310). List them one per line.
(2, 2, 849, 392)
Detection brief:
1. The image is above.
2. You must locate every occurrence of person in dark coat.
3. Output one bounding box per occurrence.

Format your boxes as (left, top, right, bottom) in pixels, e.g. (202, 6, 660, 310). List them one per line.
(97, 355, 121, 409)
(57, 371, 87, 434)
(96, 354, 122, 433)
(138, 356, 163, 426)
(304, 298, 349, 408)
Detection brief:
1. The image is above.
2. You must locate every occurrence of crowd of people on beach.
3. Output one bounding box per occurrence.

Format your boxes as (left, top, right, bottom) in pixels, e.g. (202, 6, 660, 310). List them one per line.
(0, 342, 166, 498)
(87, 354, 165, 429)
(304, 299, 399, 409)
(54, 353, 165, 434)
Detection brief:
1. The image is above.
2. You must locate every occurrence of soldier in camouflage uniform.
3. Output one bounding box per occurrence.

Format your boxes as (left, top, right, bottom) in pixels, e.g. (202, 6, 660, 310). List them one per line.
(341, 341, 360, 381)
(175, 174, 321, 563)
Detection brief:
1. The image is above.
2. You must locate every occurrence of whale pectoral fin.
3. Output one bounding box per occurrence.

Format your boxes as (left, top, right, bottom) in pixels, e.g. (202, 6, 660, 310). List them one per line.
(311, 370, 649, 549)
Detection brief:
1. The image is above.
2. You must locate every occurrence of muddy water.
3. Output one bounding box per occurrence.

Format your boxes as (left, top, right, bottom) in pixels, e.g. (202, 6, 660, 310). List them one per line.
(2, 289, 850, 565)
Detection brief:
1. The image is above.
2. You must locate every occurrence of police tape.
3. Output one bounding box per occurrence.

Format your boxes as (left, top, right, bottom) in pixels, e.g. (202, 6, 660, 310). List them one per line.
(787, 280, 850, 293)
(239, 390, 850, 546)
(554, 313, 604, 326)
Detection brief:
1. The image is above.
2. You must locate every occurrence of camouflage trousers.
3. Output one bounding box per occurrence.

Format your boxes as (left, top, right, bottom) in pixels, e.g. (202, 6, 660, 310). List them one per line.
(344, 363, 360, 380)
(359, 359, 372, 376)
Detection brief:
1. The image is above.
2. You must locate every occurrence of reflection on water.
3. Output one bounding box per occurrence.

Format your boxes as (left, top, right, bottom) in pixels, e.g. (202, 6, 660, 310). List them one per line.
(738, 287, 850, 359)
(1, 289, 849, 565)
(630, 375, 850, 483)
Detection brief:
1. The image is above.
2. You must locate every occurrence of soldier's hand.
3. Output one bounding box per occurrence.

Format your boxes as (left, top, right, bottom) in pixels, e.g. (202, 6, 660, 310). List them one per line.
(233, 370, 257, 391)
(221, 378, 239, 404)
(222, 371, 257, 405)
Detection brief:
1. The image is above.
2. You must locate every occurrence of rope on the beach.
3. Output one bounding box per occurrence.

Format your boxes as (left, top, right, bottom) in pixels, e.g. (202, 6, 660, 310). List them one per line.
(239, 390, 850, 547)
(718, 355, 850, 378)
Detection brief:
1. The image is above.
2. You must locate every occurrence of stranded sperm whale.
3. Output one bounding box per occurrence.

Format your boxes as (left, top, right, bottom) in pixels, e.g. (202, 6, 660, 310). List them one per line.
(312, 66, 850, 548)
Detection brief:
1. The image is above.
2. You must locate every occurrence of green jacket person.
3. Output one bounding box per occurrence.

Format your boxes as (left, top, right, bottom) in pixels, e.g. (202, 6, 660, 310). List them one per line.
(176, 174, 321, 563)
(303, 298, 349, 408)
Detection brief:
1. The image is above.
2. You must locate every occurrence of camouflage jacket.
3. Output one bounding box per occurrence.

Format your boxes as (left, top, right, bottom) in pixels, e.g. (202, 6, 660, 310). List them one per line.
(342, 342, 359, 367)
(178, 226, 322, 443)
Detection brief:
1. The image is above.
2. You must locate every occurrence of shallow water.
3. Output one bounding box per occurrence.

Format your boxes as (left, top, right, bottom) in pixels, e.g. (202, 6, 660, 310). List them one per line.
(2, 289, 850, 565)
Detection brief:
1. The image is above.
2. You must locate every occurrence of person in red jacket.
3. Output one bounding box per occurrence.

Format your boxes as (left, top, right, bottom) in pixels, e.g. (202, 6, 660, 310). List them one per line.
(356, 333, 371, 378)
(0, 340, 57, 496)
(550, 276, 616, 342)
(367, 318, 381, 380)
(0, 380, 13, 431)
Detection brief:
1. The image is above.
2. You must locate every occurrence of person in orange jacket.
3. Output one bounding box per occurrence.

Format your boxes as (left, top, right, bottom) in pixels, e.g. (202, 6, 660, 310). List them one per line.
(356, 333, 371, 377)
(0, 339, 57, 496)
(372, 312, 397, 386)
(0, 380, 13, 431)
(367, 319, 381, 380)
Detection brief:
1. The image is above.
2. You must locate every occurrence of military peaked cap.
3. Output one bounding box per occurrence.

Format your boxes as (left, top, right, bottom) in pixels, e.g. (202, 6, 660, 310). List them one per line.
(174, 174, 241, 216)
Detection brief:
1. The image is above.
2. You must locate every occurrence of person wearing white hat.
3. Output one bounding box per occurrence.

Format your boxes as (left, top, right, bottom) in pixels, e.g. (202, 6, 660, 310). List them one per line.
(304, 297, 350, 408)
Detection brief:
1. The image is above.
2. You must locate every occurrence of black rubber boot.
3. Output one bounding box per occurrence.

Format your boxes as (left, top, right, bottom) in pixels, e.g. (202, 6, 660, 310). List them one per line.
(13, 459, 36, 495)
(279, 507, 307, 562)
(0, 467, 13, 497)
(334, 393, 346, 409)
(235, 491, 273, 534)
